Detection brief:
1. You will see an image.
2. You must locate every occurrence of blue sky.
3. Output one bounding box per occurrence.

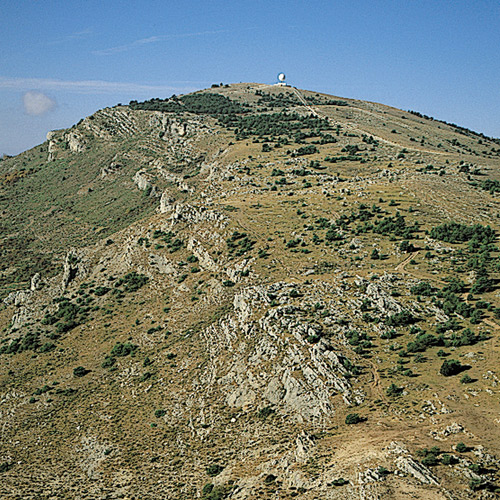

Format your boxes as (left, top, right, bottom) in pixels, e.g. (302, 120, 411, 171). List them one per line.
(1, 0, 500, 155)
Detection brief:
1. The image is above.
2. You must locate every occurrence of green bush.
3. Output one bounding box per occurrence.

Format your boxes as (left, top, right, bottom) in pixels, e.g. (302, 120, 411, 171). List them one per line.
(101, 356, 116, 368)
(206, 464, 224, 477)
(441, 454, 456, 465)
(115, 272, 149, 293)
(430, 222, 495, 245)
(110, 342, 137, 357)
(345, 413, 363, 425)
(416, 446, 440, 466)
(385, 310, 416, 327)
(439, 359, 463, 376)
(39, 342, 55, 353)
(0, 461, 13, 473)
(331, 478, 349, 486)
(73, 366, 89, 377)
(386, 383, 403, 397)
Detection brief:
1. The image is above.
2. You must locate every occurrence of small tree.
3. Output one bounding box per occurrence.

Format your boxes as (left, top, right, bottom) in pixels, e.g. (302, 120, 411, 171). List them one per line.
(386, 383, 403, 397)
(73, 366, 89, 377)
(439, 359, 463, 376)
(345, 413, 363, 425)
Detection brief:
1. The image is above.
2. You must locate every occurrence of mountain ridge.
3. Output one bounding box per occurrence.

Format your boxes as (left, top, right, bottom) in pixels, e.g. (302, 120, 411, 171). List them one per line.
(1, 82, 500, 499)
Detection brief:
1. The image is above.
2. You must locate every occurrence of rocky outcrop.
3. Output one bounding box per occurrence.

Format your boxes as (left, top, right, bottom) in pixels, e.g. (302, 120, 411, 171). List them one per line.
(64, 131, 86, 153)
(62, 250, 88, 289)
(395, 456, 440, 485)
(46, 130, 58, 161)
(100, 157, 123, 178)
(132, 170, 159, 197)
(160, 199, 228, 228)
(389, 442, 440, 486)
(294, 431, 316, 462)
(202, 283, 359, 422)
(187, 238, 219, 272)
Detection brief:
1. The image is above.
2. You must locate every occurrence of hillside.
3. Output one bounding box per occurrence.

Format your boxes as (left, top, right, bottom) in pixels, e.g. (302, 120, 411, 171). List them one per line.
(1, 82, 500, 499)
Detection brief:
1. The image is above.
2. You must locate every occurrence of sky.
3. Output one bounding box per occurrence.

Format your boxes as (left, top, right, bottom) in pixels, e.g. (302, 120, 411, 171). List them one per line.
(1, 0, 500, 156)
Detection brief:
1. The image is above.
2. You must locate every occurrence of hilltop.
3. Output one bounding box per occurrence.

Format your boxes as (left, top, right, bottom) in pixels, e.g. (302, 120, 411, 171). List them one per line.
(1, 83, 500, 499)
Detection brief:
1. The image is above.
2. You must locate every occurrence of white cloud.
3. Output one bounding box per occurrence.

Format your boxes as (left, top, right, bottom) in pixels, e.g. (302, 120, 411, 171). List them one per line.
(23, 91, 56, 116)
(93, 29, 229, 56)
(0, 77, 196, 95)
(48, 28, 93, 45)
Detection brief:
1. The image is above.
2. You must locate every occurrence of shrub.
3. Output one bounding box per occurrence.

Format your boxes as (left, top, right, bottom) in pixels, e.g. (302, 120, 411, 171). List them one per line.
(0, 461, 13, 473)
(115, 272, 149, 293)
(421, 455, 439, 466)
(430, 222, 495, 245)
(206, 464, 224, 477)
(385, 310, 416, 327)
(325, 228, 343, 241)
(258, 406, 275, 419)
(202, 484, 214, 495)
(439, 359, 463, 376)
(110, 342, 137, 357)
(469, 478, 486, 491)
(73, 366, 89, 377)
(345, 413, 363, 425)
(294, 145, 319, 156)
(386, 383, 403, 397)
(441, 454, 456, 465)
(154, 409, 166, 418)
(416, 446, 441, 466)
(455, 442, 468, 453)
(39, 342, 55, 353)
(410, 281, 435, 296)
(399, 240, 416, 253)
(331, 478, 349, 486)
(460, 374, 473, 384)
(101, 356, 116, 368)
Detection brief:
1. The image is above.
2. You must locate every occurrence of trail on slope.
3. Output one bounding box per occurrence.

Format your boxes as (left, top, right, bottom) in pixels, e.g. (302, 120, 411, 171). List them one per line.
(395, 251, 419, 273)
(292, 87, 451, 155)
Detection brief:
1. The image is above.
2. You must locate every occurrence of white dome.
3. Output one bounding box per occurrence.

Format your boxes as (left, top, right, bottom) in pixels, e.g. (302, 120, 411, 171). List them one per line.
(278, 73, 286, 82)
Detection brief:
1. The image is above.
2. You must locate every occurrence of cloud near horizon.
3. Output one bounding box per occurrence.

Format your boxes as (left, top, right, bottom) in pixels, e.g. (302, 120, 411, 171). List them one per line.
(0, 77, 195, 95)
(23, 91, 56, 116)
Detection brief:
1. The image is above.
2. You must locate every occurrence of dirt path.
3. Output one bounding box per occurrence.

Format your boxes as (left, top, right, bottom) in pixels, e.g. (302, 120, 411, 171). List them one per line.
(292, 87, 323, 118)
(395, 251, 419, 273)
(368, 359, 386, 402)
(483, 318, 500, 330)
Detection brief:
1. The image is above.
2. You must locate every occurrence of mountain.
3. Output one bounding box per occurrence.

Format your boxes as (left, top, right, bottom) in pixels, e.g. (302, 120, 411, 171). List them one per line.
(1, 82, 500, 499)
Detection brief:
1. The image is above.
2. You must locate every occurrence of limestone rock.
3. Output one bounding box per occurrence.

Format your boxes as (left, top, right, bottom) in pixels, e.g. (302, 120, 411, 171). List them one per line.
(64, 131, 86, 153)
(62, 250, 88, 289)
(395, 456, 439, 485)
(294, 431, 316, 462)
(132, 170, 159, 197)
